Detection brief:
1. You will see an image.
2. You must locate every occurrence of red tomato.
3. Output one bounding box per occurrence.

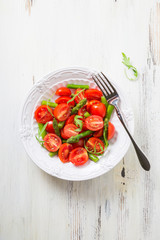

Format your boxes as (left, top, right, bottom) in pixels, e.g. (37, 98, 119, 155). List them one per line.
(75, 88, 85, 103)
(87, 100, 100, 112)
(45, 121, 55, 133)
(55, 87, 71, 96)
(69, 147, 88, 166)
(61, 128, 69, 139)
(72, 139, 84, 149)
(78, 105, 87, 117)
(93, 128, 103, 138)
(90, 102, 106, 118)
(86, 137, 104, 154)
(63, 124, 79, 138)
(58, 143, 73, 163)
(82, 119, 88, 131)
(85, 115, 104, 131)
(44, 133, 62, 152)
(55, 96, 75, 107)
(54, 103, 71, 121)
(34, 105, 53, 124)
(85, 89, 103, 101)
(108, 122, 115, 140)
(65, 115, 76, 125)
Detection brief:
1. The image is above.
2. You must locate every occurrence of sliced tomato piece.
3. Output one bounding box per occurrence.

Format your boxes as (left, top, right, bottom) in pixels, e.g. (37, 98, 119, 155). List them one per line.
(93, 128, 103, 138)
(72, 139, 84, 149)
(55, 96, 75, 107)
(90, 102, 106, 118)
(63, 124, 79, 138)
(82, 119, 88, 131)
(69, 147, 88, 166)
(45, 121, 55, 133)
(78, 105, 87, 117)
(34, 105, 53, 124)
(87, 100, 100, 112)
(65, 114, 76, 125)
(54, 103, 71, 121)
(85, 89, 103, 101)
(86, 137, 104, 154)
(44, 133, 62, 152)
(85, 115, 104, 131)
(55, 87, 71, 96)
(61, 128, 69, 139)
(108, 122, 115, 140)
(58, 143, 73, 163)
(75, 88, 85, 103)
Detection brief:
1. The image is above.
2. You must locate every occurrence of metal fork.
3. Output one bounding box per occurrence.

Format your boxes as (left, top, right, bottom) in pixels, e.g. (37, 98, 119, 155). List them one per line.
(92, 72, 150, 171)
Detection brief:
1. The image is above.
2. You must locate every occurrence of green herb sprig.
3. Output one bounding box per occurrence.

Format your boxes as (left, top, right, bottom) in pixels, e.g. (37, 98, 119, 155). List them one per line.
(122, 53, 138, 81)
(67, 89, 85, 104)
(74, 115, 83, 132)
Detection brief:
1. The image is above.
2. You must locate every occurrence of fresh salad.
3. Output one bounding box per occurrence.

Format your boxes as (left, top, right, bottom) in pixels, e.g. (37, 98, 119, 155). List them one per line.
(34, 84, 115, 166)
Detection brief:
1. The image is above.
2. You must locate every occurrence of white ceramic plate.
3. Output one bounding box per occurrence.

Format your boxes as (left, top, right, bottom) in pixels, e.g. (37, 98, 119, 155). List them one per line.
(19, 67, 134, 181)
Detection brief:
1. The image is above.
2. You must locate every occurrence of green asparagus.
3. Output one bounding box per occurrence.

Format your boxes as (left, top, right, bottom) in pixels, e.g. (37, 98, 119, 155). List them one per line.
(101, 96, 109, 109)
(58, 121, 65, 129)
(49, 151, 58, 157)
(53, 118, 60, 137)
(71, 98, 87, 114)
(38, 123, 47, 139)
(84, 112, 91, 118)
(89, 153, 99, 162)
(67, 84, 89, 89)
(107, 105, 114, 120)
(67, 130, 93, 143)
(103, 117, 109, 147)
(41, 100, 58, 108)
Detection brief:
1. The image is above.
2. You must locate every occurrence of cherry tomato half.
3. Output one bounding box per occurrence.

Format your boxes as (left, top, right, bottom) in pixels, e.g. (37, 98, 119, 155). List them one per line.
(93, 128, 103, 138)
(61, 128, 69, 139)
(45, 121, 55, 133)
(85, 89, 103, 101)
(34, 105, 53, 124)
(90, 102, 106, 118)
(108, 122, 115, 140)
(75, 88, 85, 103)
(58, 143, 73, 163)
(87, 100, 100, 112)
(44, 133, 62, 152)
(69, 147, 88, 166)
(86, 137, 105, 154)
(85, 115, 104, 131)
(54, 103, 71, 121)
(78, 105, 87, 117)
(72, 139, 84, 149)
(55, 96, 75, 107)
(55, 87, 71, 96)
(63, 124, 79, 138)
(65, 114, 76, 125)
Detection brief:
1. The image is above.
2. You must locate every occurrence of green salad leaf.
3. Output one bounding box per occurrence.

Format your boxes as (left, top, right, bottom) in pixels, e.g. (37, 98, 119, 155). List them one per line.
(122, 52, 138, 80)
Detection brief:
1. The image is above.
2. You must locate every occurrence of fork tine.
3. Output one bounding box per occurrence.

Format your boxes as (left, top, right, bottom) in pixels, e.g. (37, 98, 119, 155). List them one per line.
(92, 75, 109, 98)
(97, 73, 112, 94)
(100, 72, 117, 93)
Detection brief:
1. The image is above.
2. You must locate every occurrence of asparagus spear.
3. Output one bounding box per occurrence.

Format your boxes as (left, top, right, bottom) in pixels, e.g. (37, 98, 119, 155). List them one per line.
(67, 84, 89, 89)
(67, 130, 93, 143)
(103, 117, 109, 147)
(88, 153, 99, 162)
(53, 118, 60, 137)
(41, 100, 58, 108)
(71, 98, 87, 114)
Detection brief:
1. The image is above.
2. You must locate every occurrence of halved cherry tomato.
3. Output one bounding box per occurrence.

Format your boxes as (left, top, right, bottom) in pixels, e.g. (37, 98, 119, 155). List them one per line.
(58, 143, 73, 163)
(75, 88, 85, 103)
(34, 105, 53, 124)
(63, 124, 79, 138)
(65, 115, 76, 125)
(82, 119, 88, 131)
(72, 139, 84, 149)
(86, 137, 104, 154)
(69, 147, 88, 166)
(61, 128, 69, 139)
(55, 87, 71, 96)
(54, 103, 71, 121)
(85, 115, 104, 131)
(87, 100, 100, 112)
(93, 128, 103, 138)
(90, 102, 106, 118)
(78, 105, 87, 117)
(45, 121, 55, 133)
(108, 122, 115, 140)
(55, 96, 75, 107)
(85, 89, 103, 101)
(44, 133, 62, 152)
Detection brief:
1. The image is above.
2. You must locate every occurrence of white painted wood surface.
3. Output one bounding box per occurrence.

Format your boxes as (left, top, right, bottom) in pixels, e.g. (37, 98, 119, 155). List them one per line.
(0, 0, 160, 239)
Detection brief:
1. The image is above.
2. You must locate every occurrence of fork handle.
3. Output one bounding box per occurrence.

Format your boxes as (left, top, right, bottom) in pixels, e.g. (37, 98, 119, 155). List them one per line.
(114, 105, 150, 171)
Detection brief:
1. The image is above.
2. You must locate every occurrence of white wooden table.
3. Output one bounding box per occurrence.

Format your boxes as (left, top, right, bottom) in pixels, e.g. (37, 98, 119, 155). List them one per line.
(0, 0, 160, 239)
